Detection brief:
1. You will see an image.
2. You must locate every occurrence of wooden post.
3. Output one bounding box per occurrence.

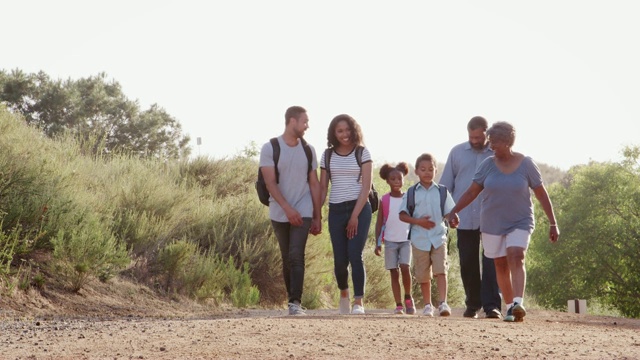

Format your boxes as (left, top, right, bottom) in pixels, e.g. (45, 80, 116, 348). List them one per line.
(567, 299, 587, 314)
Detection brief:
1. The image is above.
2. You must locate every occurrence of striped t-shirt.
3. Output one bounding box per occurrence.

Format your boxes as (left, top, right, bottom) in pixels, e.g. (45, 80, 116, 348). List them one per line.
(321, 147, 372, 204)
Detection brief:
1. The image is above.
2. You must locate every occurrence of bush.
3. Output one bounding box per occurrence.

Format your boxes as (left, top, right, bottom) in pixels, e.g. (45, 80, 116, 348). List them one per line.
(51, 217, 129, 292)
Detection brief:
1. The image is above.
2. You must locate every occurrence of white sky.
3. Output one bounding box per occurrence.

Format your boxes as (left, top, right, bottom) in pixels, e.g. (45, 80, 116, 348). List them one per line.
(4, 0, 639, 170)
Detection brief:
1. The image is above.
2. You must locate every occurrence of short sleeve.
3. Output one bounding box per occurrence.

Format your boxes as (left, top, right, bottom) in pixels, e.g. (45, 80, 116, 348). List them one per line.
(472, 156, 493, 187)
(308, 144, 318, 171)
(259, 140, 275, 168)
(524, 157, 543, 189)
(361, 147, 372, 164)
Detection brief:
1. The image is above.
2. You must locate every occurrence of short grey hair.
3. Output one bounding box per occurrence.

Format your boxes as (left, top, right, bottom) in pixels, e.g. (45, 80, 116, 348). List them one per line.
(487, 121, 515, 147)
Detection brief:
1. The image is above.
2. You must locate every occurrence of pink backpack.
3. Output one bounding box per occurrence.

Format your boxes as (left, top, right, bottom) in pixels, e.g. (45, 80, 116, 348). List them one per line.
(378, 193, 392, 246)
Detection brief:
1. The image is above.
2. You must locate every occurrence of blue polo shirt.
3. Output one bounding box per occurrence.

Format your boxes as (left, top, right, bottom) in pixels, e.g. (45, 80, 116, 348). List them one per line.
(440, 141, 493, 230)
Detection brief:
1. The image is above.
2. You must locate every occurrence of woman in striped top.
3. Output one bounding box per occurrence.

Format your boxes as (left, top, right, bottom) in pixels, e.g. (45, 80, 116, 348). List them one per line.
(320, 114, 374, 315)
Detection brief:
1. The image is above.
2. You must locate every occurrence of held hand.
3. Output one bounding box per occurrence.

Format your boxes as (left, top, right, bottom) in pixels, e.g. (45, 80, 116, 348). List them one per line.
(549, 225, 560, 243)
(374, 246, 382, 256)
(310, 218, 322, 235)
(445, 212, 456, 225)
(448, 213, 460, 229)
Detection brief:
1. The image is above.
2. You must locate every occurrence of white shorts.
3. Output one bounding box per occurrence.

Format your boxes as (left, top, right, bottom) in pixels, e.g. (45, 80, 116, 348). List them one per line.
(482, 229, 532, 259)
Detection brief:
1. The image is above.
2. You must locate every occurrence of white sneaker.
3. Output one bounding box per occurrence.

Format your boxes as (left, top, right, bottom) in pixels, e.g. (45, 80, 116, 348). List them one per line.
(288, 302, 306, 316)
(339, 297, 351, 315)
(352, 304, 365, 315)
(423, 304, 434, 317)
(439, 302, 451, 316)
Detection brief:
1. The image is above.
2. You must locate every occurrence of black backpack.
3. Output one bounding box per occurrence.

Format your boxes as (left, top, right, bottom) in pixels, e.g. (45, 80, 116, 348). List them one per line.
(256, 137, 312, 206)
(406, 183, 448, 239)
(324, 146, 379, 213)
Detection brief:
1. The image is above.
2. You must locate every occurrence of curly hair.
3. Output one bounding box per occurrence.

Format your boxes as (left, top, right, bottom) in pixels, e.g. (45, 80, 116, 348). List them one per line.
(379, 162, 409, 180)
(326, 114, 364, 148)
(487, 121, 516, 147)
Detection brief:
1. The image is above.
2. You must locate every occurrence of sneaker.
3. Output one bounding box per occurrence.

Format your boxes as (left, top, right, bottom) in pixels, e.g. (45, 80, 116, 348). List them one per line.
(339, 297, 351, 315)
(288, 302, 306, 316)
(512, 303, 526, 322)
(422, 304, 434, 317)
(405, 298, 416, 315)
(394, 305, 405, 315)
(485, 308, 502, 319)
(504, 305, 515, 322)
(438, 302, 451, 317)
(352, 304, 365, 315)
(463, 307, 479, 318)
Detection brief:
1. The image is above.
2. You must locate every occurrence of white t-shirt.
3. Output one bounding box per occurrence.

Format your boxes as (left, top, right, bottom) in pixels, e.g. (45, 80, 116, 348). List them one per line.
(383, 196, 409, 242)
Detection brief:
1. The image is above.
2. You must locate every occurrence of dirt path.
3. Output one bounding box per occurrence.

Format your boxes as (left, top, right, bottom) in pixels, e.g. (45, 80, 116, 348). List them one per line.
(2, 307, 639, 360)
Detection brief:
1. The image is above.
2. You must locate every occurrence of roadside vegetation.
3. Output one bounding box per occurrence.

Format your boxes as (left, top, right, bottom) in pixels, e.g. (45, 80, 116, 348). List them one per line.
(1, 70, 639, 317)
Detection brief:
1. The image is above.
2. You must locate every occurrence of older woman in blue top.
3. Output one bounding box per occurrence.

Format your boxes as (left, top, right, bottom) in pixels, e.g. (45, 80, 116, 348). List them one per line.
(447, 121, 560, 322)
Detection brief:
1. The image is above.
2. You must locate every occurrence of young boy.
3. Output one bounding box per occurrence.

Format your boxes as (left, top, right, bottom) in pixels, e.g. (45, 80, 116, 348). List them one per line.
(399, 153, 456, 317)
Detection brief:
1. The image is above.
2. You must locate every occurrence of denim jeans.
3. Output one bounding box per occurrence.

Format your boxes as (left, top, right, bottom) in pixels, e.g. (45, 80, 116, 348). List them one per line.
(457, 228, 502, 312)
(271, 218, 312, 304)
(328, 200, 372, 298)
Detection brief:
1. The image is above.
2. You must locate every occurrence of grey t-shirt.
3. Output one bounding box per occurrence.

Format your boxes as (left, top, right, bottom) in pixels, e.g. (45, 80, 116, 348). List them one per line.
(473, 156, 543, 235)
(259, 136, 317, 222)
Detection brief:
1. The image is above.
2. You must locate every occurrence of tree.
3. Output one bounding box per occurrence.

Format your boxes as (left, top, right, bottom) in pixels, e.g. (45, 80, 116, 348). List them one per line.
(528, 145, 640, 317)
(0, 69, 190, 159)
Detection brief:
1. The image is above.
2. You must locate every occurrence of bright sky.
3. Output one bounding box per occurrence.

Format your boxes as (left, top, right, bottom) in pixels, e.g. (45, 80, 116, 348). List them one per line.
(4, 1, 639, 170)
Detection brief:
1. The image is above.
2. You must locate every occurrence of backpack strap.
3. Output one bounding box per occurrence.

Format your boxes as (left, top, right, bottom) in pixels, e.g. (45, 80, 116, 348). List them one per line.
(406, 184, 418, 240)
(270, 137, 280, 183)
(438, 184, 448, 217)
(324, 148, 333, 180)
(378, 193, 392, 246)
(355, 146, 364, 182)
(381, 193, 391, 224)
(300, 137, 313, 180)
(407, 183, 418, 217)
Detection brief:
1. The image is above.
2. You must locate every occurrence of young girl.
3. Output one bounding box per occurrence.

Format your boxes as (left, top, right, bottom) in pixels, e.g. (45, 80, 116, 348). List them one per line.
(375, 162, 415, 315)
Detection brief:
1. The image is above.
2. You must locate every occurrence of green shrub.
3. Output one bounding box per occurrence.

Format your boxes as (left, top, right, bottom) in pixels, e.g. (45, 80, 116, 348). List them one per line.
(0, 225, 21, 278)
(229, 262, 260, 308)
(51, 216, 129, 292)
(157, 239, 195, 292)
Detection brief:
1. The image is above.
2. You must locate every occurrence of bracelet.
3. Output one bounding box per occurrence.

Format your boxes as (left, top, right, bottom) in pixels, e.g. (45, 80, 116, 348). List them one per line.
(550, 224, 557, 227)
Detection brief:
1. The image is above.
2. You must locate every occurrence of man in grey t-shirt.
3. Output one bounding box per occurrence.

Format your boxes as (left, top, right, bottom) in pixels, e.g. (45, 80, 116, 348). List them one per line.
(259, 106, 322, 316)
(440, 116, 502, 319)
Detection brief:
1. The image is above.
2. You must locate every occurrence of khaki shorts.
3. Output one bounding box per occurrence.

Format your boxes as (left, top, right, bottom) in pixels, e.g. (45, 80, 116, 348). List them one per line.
(482, 228, 531, 259)
(412, 243, 448, 283)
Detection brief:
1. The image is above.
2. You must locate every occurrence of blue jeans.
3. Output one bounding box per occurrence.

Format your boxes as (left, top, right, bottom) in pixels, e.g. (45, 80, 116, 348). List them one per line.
(328, 200, 372, 299)
(457, 229, 502, 313)
(271, 218, 312, 304)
